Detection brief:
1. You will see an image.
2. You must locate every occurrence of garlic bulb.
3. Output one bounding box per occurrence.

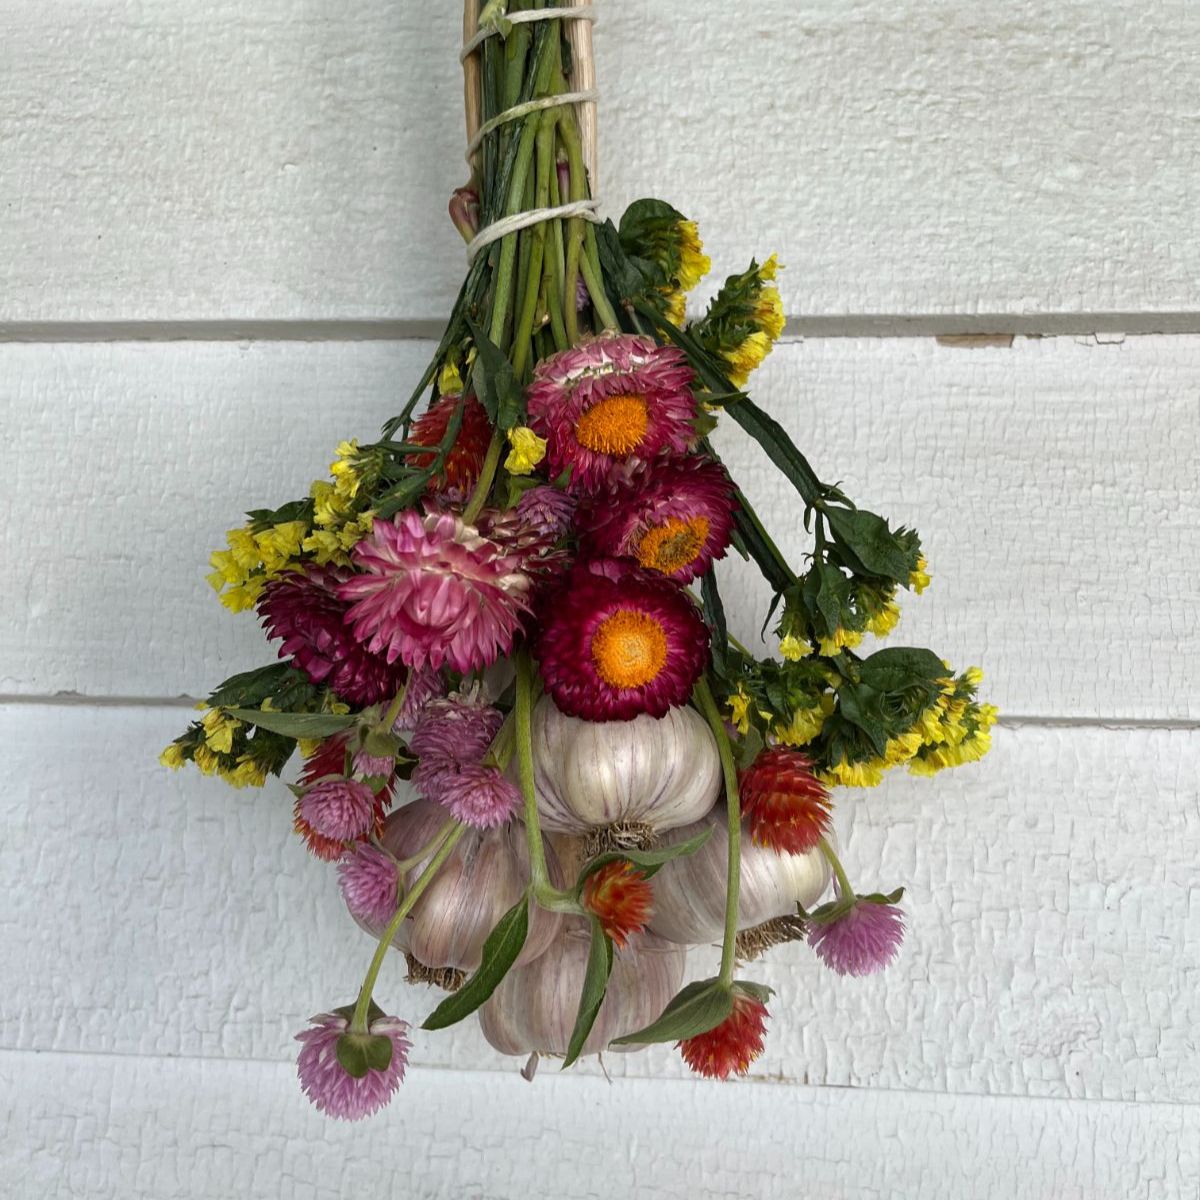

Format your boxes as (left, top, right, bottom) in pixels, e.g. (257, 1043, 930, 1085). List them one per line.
(373, 801, 563, 972)
(647, 806, 832, 945)
(479, 920, 686, 1058)
(526, 694, 721, 837)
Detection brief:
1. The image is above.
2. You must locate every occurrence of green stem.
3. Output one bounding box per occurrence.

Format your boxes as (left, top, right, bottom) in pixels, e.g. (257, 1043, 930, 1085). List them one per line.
(511, 108, 557, 380)
(694, 674, 743, 987)
(514, 649, 580, 913)
(382, 674, 412, 730)
(391, 817, 458, 875)
(579, 246, 620, 331)
(818, 837, 855, 901)
(351, 822, 467, 1031)
(462, 429, 504, 525)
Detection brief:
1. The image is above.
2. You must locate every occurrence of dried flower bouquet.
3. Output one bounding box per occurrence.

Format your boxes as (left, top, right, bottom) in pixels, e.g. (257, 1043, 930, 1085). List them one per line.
(162, 0, 995, 1119)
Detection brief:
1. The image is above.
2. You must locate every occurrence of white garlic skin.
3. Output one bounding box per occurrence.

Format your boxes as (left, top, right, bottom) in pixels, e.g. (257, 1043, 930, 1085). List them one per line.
(646, 806, 832, 945)
(372, 801, 563, 972)
(526, 695, 722, 835)
(478, 921, 686, 1058)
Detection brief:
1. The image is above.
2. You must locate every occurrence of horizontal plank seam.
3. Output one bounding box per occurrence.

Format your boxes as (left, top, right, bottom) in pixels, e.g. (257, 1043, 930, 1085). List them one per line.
(1, 1045, 1195, 1111)
(4, 314, 1200, 342)
(0, 693, 1195, 730)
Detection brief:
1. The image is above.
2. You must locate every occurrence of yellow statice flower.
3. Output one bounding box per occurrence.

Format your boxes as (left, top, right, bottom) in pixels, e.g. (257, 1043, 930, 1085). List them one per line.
(504, 426, 548, 475)
(329, 440, 364, 500)
(867, 599, 901, 638)
(310, 479, 353, 529)
(159, 742, 187, 769)
(910, 556, 931, 594)
(727, 686, 753, 735)
(779, 633, 813, 661)
(192, 745, 221, 776)
(438, 359, 464, 395)
(297, 738, 323, 759)
(818, 626, 864, 657)
(676, 221, 710, 292)
(774, 694, 836, 747)
(662, 288, 687, 328)
(724, 330, 774, 388)
(255, 522, 307, 571)
(882, 728, 924, 765)
(201, 709, 242, 755)
(224, 755, 269, 789)
(821, 757, 887, 789)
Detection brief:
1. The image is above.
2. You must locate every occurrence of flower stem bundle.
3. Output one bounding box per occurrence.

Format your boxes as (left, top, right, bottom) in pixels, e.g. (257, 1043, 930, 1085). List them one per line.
(163, 1, 995, 1119)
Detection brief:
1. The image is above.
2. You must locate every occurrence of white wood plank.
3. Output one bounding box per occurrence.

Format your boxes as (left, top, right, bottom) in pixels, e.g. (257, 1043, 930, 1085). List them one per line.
(4, 2, 1200, 323)
(4, 1050, 1198, 1200)
(3, 336, 1197, 718)
(3, 706, 1197, 1106)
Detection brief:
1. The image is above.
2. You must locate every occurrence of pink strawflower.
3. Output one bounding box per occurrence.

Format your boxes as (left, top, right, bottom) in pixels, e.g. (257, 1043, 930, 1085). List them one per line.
(436, 761, 521, 828)
(580, 456, 737, 583)
(526, 333, 698, 494)
(338, 844, 401, 931)
(338, 511, 531, 674)
(295, 1010, 411, 1120)
(258, 564, 406, 706)
(809, 898, 905, 976)
(299, 777, 377, 841)
(536, 558, 710, 721)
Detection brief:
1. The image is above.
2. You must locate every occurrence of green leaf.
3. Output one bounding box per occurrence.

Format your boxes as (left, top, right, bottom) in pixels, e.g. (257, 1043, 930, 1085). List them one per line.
(576, 827, 713, 891)
(857, 647, 948, 693)
(422, 896, 529, 1030)
(835, 684, 889, 757)
(611, 978, 734, 1046)
(465, 316, 523, 430)
(733, 980, 775, 1005)
(596, 219, 657, 302)
(562, 917, 614, 1068)
(363, 1033, 394, 1073)
(723, 393, 825, 505)
(802, 561, 852, 635)
(245, 496, 314, 531)
(224, 709, 359, 739)
(207, 663, 306, 710)
(335, 1033, 369, 1079)
(824, 506, 916, 583)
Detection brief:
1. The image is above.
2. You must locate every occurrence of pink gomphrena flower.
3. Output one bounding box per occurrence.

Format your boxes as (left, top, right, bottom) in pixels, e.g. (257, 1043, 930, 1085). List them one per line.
(296, 1010, 411, 1120)
(390, 666, 446, 733)
(678, 986, 770, 1080)
(292, 735, 393, 861)
(299, 778, 378, 841)
(437, 762, 521, 828)
(579, 456, 737, 584)
(338, 844, 401, 931)
(515, 486, 577, 539)
(536, 558, 710, 721)
(338, 510, 531, 674)
(410, 690, 503, 779)
(258, 563, 406, 706)
(351, 748, 397, 779)
(808, 897, 905, 977)
(525, 333, 698, 495)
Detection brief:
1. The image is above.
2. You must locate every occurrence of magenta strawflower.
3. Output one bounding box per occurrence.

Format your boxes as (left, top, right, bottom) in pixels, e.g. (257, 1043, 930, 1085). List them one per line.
(337, 844, 401, 931)
(536, 558, 710, 720)
(258, 564, 406, 706)
(295, 1010, 411, 1120)
(580, 456, 737, 583)
(436, 762, 521, 828)
(299, 777, 377, 841)
(526, 333, 698, 494)
(338, 510, 531, 674)
(809, 898, 905, 976)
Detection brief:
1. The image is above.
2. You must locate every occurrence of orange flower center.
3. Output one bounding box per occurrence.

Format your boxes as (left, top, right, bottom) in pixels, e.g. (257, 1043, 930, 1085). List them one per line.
(591, 609, 668, 690)
(574, 393, 649, 457)
(636, 515, 710, 575)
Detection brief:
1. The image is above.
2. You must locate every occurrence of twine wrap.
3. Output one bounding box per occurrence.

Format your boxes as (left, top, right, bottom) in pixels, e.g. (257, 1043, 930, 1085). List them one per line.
(460, 1, 600, 259)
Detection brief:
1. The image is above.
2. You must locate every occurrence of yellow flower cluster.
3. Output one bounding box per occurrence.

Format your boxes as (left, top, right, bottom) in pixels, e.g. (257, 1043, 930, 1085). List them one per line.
(817, 626, 864, 657)
(910, 556, 932, 594)
(723, 255, 785, 387)
(206, 520, 308, 612)
(159, 707, 269, 789)
(505, 426, 547, 475)
(661, 220, 712, 326)
(774, 694, 836, 747)
(818, 667, 996, 788)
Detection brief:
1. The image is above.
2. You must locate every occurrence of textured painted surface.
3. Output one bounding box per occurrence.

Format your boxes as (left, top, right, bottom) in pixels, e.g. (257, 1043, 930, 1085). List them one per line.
(4, 1051, 1199, 1200)
(4, 1, 1200, 323)
(3, 336, 1198, 716)
(3, 705, 1197, 1105)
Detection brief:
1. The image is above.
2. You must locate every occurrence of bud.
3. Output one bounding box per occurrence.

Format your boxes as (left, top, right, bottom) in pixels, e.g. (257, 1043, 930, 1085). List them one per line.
(448, 186, 480, 242)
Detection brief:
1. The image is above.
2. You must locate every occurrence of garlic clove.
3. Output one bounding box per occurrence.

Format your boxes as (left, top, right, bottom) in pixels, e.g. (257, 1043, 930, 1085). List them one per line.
(647, 806, 832, 945)
(478, 920, 687, 1059)
(371, 801, 564, 973)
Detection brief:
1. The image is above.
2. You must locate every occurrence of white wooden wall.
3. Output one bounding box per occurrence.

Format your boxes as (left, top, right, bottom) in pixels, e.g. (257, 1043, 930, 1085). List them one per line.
(2, 4, 1198, 1198)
